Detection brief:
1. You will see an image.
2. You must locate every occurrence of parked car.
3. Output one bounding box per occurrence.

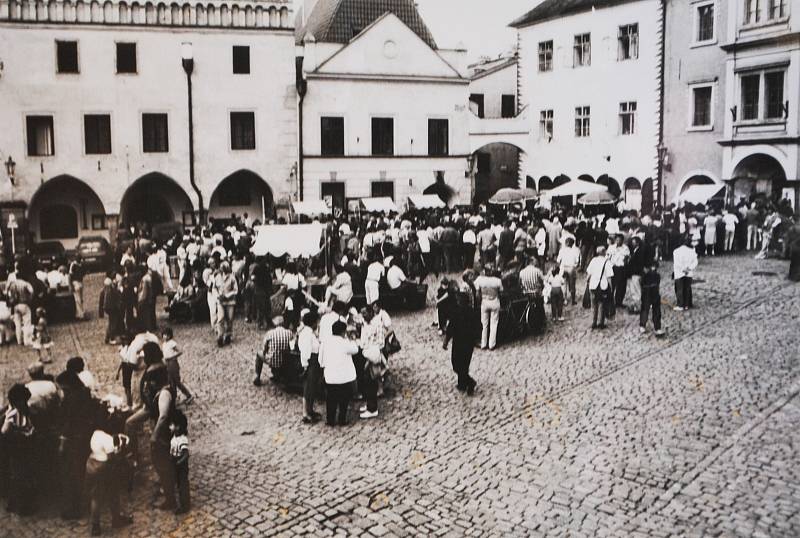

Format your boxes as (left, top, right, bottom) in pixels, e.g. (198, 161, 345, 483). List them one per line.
(152, 222, 184, 244)
(76, 236, 112, 271)
(30, 241, 66, 271)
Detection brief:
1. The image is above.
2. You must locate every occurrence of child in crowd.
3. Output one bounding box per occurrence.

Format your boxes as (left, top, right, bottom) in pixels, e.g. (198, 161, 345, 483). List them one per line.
(170, 410, 191, 515)
(243, 273, 257, 323)
(640, 262, 665, 336)
(31, 307, 53, 363)
(161, 327, 194, 405)
(546, 266, 565, 322)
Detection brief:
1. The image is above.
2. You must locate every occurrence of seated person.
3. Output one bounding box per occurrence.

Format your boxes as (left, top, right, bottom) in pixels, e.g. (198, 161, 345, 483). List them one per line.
(325, 265, 354, 306)
(386, 259, 416, 300)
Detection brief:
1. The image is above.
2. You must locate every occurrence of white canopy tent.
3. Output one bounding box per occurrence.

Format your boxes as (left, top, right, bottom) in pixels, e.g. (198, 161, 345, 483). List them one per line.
(250, 223, 325, 258)
(407, 194, 446, 209)
(542, 179, 607, 198)
(292, 200, 331, 217)
(360, 197, 399, 213)
(675, 184, 725, 206)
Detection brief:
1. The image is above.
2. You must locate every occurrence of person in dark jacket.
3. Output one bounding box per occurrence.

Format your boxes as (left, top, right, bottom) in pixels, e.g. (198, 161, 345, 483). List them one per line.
(137, 270, 157, 332)
(639, 262, 664, 336)
(443, 294, 478, 395)
(497, 221, 515, 270)
(99, 274, 124, 344)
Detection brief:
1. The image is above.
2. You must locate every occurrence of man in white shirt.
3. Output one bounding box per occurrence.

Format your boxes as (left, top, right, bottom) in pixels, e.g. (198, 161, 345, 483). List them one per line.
(606, 235, 630, 308)
(318, 321, 358, 426)
(586, 246, 614, 329)
(672, 237, 698, 310)
(462, 227, 477, 269)
(297, 311, 322, 424)
(364, 257, 385, 305)
(557, 237, 581, 305)
(722, 209, 739, 252)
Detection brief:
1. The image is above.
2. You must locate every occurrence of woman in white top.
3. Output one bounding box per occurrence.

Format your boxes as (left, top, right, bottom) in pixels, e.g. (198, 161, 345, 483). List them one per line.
(474, 265, 504, 350)
(318, 321, 358, 426)
(364, 255, 385, 306)
(297, 311, 322, 424)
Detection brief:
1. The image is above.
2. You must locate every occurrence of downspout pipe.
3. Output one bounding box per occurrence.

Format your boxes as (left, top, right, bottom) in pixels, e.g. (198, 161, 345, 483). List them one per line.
(296, 55, 307, 202)
(656, 0, 667, 209)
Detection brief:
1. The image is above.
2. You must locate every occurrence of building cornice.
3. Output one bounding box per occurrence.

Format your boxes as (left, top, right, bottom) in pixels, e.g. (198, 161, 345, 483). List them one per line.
(720, 31, 800, 52)
(304, 154, 472, 160)
(718, 136, 800, 147)
(0, 0, 292, 31)
(306, 72, 468, 85)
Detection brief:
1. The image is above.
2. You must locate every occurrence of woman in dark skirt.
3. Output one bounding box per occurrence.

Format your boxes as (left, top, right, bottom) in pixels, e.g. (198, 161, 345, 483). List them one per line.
(442, 293, 479, 395)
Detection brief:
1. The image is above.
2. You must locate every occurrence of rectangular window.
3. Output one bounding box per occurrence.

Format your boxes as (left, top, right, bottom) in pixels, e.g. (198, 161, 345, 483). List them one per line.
(765, 71, 785, 119)
(232, 46, 250, 74)
(371, 117, 394, 156)
(697, 4, 715, 42)
(574, 106, 590, 137)
(56, 40, 79, 73)
(741, 74, 761, 120)
(320, 116, 344, 156)
(84, 114, 112, 154)
(26, 115, 55, 156)
(371, 181, 394, 200)
(428, 119, 449, 157)
(768, 0, 786, 19)
(501, 95, 516, 118)
(573, 33, 591, 67)
(230, 111, 256, 150)
(618, 24, 639, 61)
(116, 42, 137, 74)
(746, 0, 761, 23)
(539, 110, 553, 139)
(692, 86, 713, 126)
(469, 94, 485, 118)
(619, 101, 637, 135)
(142, 113, 169, 153)
(538, 40, 553, 72)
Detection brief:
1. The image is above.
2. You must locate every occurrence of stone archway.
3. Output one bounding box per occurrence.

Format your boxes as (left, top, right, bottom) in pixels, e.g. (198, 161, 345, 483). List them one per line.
(597, 174, 621, 197)
(28, 175, 107, 248)
(209, 170, 274, 223)
(731, 153, 787, 201)
(538, 176, 553, 192)
(121, 172, 194, 227)
(471, 142, 524, 205)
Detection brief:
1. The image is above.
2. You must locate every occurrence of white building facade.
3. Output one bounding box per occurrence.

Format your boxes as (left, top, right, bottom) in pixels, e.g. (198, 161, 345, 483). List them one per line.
(720, 0, 800, 210)
(512, 0, 662, 211)
(296, 0, 471, 213)
(0, 0, 297, 248)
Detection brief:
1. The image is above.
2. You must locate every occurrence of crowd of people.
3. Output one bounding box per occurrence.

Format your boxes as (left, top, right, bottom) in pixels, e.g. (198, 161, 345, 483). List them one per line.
(1, 192, 798, 531)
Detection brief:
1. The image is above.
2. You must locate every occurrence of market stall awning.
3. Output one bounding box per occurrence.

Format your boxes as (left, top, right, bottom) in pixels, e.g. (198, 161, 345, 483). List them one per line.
(542, 179, 607, 198)
(250, 223, 324, 258)
(407, 194, 446, 209)
(676, 184, 725, 205)
(361, 197, 398, 213)
(292, 200, 331, 216)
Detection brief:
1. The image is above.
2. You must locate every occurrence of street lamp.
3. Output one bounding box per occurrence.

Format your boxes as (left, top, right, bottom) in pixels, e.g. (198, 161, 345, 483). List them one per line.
(181, 42, 205, 226)
(4, 156, 15, 186)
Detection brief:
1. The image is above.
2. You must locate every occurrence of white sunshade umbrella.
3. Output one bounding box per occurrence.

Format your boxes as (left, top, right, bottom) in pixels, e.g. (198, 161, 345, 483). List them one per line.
(543, 179, 607, 198)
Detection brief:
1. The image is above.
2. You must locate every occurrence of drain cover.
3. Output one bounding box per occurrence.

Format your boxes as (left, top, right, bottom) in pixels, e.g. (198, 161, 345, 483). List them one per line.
(752, 271, 778, 276)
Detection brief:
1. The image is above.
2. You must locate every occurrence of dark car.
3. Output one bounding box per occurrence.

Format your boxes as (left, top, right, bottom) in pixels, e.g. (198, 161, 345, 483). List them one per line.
(30, 241, 67, 272)
(76, 236, 112, 271)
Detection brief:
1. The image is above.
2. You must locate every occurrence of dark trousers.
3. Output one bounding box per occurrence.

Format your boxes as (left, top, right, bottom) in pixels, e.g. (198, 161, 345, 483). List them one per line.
(550, 288, 564, 320)
(591, 289, 607, 327)
(174, 459, 190, 512)
(451, 341, 475, 390)
(325, 382, 351, 426)
(85, 457, 120, 526)
(462, 243, 475, 269)
(362, 373, 379, 413)
(151, 441, 176, 508)
(442, 244, 459, 272)
(105, 311, 123, 343)
(563, 269, 577, 303)
(6, 439, 37, 515)
(123, 303, 136, 334)
(640, 292, 662, 330)
(613, 271, 627, 306)
(303, 356, 321, 417)
(674, 277, 693, 308)
(59, 437, 89, 518)
(138, 301, 156, 332)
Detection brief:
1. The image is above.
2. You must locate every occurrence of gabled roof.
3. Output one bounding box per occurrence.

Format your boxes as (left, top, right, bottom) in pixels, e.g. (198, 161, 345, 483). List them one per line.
(510, 0, 636, 29)
(297, 0, 437, 49)
(468, 55, 517, 81)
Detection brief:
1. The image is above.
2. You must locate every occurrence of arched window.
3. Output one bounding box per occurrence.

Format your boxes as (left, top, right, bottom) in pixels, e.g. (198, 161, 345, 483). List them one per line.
(40, 204, 78, 239)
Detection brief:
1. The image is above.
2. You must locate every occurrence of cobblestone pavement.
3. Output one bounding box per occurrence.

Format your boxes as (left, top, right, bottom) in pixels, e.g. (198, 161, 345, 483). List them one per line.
(1, 254, 799, 537)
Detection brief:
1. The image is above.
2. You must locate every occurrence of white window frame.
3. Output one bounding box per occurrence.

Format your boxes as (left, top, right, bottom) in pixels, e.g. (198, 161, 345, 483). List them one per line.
(538, 40, 554, 72)
(687, 82, 715, 131)
(617, 24, 639, 61)
(573, 33, 591, 68)
(539, 109, 554, 140)
(140, 110, 170, 154)
(619, 101, 637, 135)
(692, 0, 717, 46)
(736, 67, 787, 124)
(574, 106, 590, 137)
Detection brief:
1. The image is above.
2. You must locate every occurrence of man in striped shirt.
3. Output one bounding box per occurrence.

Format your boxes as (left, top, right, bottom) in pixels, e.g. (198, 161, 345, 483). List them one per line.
(254, 316, 294, 386)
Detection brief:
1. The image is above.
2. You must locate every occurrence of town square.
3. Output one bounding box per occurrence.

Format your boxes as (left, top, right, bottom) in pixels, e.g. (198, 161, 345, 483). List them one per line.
(2, 0, 800, 536)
